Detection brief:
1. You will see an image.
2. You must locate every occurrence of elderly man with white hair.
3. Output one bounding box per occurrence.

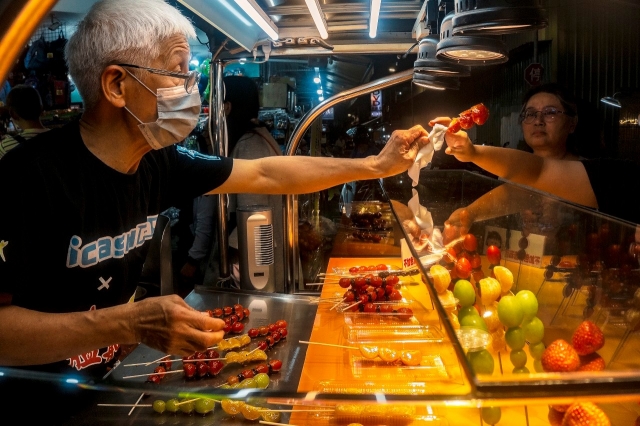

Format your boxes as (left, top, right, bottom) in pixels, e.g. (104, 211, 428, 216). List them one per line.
(0, 0, 430, 382)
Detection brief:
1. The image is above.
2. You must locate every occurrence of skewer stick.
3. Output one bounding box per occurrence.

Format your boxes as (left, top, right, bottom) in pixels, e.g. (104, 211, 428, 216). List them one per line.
(342, 300, 362, 311)
(329, 299, 346, 311)
(260, 422, 299, 426)
(175, 398, 201, 406)
(129, 393, 145, 416)
(124, 357, 226, 367)
(299, 340, 357, 350)
(304, 283, 326, 286)
(122, 370, 184, 379)
(258, 409, 335, 412)
(98, 404, 153, 407)
(144, 355, 169, 367)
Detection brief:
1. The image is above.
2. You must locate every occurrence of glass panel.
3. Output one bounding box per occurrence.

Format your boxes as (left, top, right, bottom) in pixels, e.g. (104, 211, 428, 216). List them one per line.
(383, 169, 640, 399)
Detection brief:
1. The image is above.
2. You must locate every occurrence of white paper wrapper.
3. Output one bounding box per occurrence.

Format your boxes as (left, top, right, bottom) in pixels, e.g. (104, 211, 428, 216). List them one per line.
(406, 189, 446, 253)
(407, 123, 447, 187)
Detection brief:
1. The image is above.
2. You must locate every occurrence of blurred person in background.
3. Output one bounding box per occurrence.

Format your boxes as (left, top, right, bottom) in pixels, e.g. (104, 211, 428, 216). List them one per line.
(0, 84, 49, 159)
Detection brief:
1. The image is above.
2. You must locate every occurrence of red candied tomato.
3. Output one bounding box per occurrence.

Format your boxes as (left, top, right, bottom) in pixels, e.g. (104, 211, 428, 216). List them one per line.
(243, 308, 250, 318)
(275, 319, 288, 329)
(454, 257, 472, 279)
(363, 302, 377, 313)
(349, 266, 359, 275)
(208, 360, 224, 375)
(458, 113, 474, 130)
(388, 290, 403, 301)
(370, 276, 383, 288)
(343, 290, 355, 303)
(470, 103, 489, 125)
(223, 306, 233, 316)
(463, 234, 478, 253)
(206, 349, 219, 359)
(278, 328, 288, 338)
(268, 359, 283, 372)
(395, 307, 414, 321)
(486, 245, 501, 265)
(254, 364, 269, 374)
(339, 277, 352, 288)
(379, 304, 394, 313)
(376, 264, 389, 271)
(231, 322, 245, 334)
(385, 275, 399, 286)
(183, 362, 197, 378)
(447, 117, 462, 133)
(248, 328, 259, 338)
(470, 253, 482, 270)
(212, 308, 223, 318)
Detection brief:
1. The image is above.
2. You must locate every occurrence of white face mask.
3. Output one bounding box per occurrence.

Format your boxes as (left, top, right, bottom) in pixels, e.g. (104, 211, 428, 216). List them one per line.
(124, 72, 201, 150)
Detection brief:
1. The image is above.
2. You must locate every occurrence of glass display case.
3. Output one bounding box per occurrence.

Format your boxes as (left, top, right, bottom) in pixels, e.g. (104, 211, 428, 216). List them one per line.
(4, 170, 640, 425)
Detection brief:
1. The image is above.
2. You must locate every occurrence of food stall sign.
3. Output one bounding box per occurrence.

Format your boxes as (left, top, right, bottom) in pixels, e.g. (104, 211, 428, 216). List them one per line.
(524, 63, 544, 86)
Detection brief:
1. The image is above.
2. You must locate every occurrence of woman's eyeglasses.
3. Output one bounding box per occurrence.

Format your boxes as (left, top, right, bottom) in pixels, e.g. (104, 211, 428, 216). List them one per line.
(519, 107, 571, 124)
(117, 63, 200, 94)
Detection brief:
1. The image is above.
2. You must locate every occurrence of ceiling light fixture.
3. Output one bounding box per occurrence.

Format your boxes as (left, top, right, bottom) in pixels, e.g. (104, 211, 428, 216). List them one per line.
(436, 12, 508, 66)
(313, 76, 321, 84)
(317, 89, 323, 95)
(600, 94, 622, 108)
(452, 0, 548, 36)
(305, 0, 329, 39)
(233, 0, 279, 40)
(319, 96, 325, 101)
(413, 73, 460, 91)
(414, 35, 471, 77)
(369, 0, 382, 38)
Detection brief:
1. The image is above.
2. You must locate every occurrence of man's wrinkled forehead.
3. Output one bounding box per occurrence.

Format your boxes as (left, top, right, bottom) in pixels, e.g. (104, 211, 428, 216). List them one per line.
(157, 34, 191, 67)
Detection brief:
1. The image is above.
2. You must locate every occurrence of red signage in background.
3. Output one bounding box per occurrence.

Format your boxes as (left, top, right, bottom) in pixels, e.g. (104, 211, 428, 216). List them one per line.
(524, 63, 544, 86)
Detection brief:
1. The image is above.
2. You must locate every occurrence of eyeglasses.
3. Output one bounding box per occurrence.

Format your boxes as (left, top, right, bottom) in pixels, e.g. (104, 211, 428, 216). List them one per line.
(117, 63, 200, 94)
(519, 107, 571, 124)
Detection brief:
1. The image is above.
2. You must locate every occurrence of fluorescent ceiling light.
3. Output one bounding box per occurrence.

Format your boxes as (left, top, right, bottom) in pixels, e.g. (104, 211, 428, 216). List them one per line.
(319, 96, 325, 101)
(369, 0, 381, 38)
(600, 96, 621, 108)
(313, 76, 321, 84)
(219, 0, 253, 27)
(305, 0, 329, 39)
(233, 0, 279, 40)
(317, 89, 323, 94)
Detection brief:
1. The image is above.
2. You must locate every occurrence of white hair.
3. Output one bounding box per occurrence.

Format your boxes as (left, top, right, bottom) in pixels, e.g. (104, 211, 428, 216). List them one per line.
(66, 0, 196, 109)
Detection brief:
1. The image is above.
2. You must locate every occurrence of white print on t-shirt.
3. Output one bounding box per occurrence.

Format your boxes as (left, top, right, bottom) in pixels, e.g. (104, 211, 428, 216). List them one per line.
(98, 276, 112, 291)
(66, 215, 158, 268)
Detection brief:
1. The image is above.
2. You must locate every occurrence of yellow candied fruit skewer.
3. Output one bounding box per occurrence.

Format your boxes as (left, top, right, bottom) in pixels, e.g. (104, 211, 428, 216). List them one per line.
(260, 410, 282, 422)
(240, 404, 263, 420)
(358, 344, 379, 360)
(247, 349, 268, 362)
(221, 399, 244, 415)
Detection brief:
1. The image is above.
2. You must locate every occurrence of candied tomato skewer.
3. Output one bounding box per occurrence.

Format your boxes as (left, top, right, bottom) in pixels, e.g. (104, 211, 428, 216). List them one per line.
(447, 103, 489, 133)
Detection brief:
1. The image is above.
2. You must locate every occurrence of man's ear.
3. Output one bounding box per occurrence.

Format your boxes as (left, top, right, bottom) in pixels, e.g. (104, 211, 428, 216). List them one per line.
(101, 65, 128, 108)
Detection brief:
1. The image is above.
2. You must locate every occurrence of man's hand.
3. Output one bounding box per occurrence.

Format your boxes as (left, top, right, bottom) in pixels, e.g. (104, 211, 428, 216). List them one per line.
(372, 125, 430, 177)
(131, 295, 225, 356)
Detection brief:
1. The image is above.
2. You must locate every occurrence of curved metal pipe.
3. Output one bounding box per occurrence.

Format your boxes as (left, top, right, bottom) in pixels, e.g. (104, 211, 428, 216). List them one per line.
(283, 68, 414, 293)
(214, 60, 230, 280)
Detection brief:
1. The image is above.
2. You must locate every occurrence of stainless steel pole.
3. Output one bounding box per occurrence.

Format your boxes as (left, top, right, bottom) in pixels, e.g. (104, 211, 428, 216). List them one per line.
(213, 60, 230, 280)
(283, 68, 414, 293)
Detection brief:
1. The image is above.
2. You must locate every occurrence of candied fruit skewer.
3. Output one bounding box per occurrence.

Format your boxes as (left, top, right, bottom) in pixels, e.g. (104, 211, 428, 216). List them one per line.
(447, 103, 489, 133)
(299, 341, 423, 366)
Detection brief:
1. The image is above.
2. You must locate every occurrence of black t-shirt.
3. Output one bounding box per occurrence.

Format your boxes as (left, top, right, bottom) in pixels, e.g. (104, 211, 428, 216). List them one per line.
(0, 120, 233, 379)
(582, 158, 640, 225)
